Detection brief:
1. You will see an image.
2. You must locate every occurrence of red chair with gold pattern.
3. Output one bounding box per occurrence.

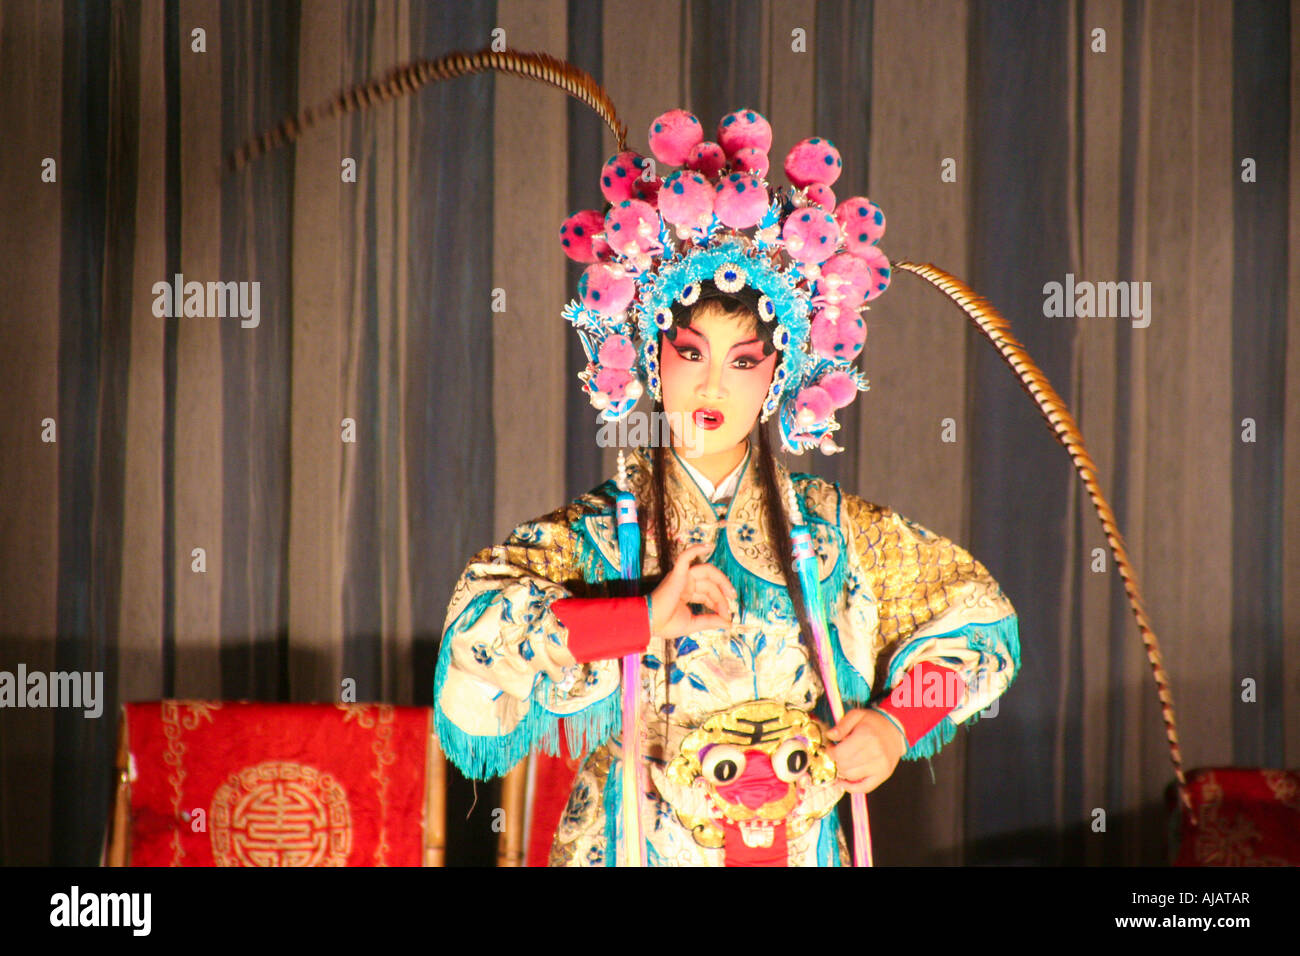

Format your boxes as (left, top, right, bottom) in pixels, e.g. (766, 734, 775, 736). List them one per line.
(1168, 768, 1300, 866)
(105, 701, 445, 866)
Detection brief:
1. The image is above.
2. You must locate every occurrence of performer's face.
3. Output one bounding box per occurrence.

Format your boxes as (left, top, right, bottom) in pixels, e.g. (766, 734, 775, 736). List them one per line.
(659, 302, 778, 459)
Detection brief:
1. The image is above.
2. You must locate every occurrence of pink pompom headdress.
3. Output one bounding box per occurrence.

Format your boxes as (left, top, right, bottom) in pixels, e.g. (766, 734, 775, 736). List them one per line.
(560, 107, 890, 456)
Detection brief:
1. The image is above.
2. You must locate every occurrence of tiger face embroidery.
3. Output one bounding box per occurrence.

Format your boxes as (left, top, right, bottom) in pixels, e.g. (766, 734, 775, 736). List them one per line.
(652, 700, 842, 864)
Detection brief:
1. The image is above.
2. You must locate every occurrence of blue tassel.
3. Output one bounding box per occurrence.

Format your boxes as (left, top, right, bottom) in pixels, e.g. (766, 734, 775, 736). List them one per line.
(603, 756, 622, 867)
(615, 491, 641, 582)
(790, 527, 825, 624)
(613, 460, 647, 866)
(781, 487, 868, 714)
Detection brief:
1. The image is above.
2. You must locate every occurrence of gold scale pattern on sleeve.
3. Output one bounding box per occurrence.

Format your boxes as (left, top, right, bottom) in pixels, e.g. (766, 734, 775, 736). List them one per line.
(444, 501, 591, 622)
(841, 494, 992, 649)
(490, 503, 587, 582)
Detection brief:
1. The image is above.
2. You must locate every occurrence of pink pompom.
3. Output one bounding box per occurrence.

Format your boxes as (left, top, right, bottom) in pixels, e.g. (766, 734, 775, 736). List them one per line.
(684, 141, 728, 179)
(659, 170, 715, 229)
(816, 252, 872, 309)
(835, 196, 886, 254)
(580, 263, 635, 316)
(859, 244, 891, 301)
(810, 310, 841, 361)
(633, 176, 661, 208)
(648, 109, 704, 166)
(833, 312, 868, 360)
(600, 151, 651, 203)
(784, 137, 843, 188)
(594, 366, 635, 403)
(781, 207, 841, 264)
(729, 147, 770, 178)
(603, 200, 662, 258)
(713, 173, 769, 229)
(805, 183, 837, 210)
(559, 209, 606, 263)
(819, 370, 859, 408)
(598, 334, 637, 370)
(717, 109, 773, 158)
(795, 386, 833, 424)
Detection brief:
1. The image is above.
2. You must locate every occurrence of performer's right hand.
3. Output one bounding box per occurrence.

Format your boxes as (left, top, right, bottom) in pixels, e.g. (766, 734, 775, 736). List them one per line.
(649, 541, 737, 640)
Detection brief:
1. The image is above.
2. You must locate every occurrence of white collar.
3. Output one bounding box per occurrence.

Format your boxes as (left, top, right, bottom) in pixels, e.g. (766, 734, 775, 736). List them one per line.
(676, 445, 750, 503)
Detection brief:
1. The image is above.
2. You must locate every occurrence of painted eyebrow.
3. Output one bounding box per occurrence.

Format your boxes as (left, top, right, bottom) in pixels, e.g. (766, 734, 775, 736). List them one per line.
(674, 329, 764, 352)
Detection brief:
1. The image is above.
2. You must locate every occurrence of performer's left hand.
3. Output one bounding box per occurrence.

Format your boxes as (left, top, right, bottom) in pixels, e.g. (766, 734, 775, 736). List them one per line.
(824, 709, 906, 794)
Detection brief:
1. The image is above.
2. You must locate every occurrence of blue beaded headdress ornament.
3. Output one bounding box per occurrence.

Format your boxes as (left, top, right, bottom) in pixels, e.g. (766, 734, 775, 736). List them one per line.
(559, 108, 890, 456)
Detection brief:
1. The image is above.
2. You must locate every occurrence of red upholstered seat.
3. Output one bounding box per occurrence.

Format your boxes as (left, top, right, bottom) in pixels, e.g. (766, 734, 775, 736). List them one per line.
(113, 701, 434, 866)
(1169, 767, 1300, 866)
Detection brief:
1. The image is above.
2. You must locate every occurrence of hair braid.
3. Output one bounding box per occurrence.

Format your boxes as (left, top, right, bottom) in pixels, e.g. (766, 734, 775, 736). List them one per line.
(637, 290, 829, 711)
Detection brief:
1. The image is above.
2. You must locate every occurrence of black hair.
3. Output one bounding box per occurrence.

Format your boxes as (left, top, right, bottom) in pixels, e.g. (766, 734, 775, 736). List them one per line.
(637, 284, 822, 715)
(661, 280, 776, 356)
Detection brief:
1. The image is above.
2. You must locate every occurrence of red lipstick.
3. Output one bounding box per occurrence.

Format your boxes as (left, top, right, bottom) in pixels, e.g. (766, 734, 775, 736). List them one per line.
(694, 408, 724, 430)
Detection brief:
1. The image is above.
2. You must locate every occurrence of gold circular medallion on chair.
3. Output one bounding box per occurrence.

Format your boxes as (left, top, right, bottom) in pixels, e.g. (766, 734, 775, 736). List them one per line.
(210, 761, 352, 866)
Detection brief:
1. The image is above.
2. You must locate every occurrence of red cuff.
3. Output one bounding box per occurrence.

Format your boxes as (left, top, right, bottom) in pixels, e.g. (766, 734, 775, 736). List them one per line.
(550, 597, 652, 664)
(873, 661, 967, 748)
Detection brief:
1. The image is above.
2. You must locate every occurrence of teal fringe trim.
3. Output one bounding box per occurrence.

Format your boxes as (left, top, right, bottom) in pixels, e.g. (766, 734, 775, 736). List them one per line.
(881, 613, 1022, 762)
(884, 613, 1022, 689)
(828, 621, 875, 708)
(708, 523, 847, 648)
(816, 811, 842, 867)
(902, 714, 960, 762)
(543, 688, 622, 761)
(432, 590, 622, 781)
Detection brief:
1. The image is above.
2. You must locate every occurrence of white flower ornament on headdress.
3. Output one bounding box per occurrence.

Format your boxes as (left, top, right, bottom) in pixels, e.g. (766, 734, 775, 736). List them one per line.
(559, 108, 889, 455)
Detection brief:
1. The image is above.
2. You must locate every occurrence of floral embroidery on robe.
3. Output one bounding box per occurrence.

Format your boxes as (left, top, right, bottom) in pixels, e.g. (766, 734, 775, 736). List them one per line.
(434, 447, 1019, 866)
